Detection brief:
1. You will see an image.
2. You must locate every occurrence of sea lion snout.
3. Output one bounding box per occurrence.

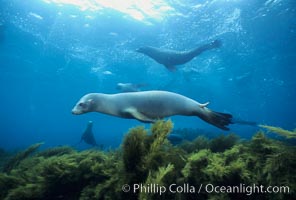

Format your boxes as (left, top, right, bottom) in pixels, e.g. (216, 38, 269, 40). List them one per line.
(72, 95, 96, 115)
(72, 104, 84, 115)
(71, 109, 80, 115)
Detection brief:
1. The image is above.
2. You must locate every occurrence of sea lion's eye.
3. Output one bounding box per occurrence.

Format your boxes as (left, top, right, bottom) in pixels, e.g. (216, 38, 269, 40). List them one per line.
(78, 102, 85, 107)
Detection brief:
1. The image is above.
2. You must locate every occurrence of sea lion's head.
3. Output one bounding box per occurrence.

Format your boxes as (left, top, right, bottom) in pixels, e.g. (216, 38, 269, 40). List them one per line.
(136, 47, 145, 53)
(135, 46, 153, 54)
(72, 93, 97, 115)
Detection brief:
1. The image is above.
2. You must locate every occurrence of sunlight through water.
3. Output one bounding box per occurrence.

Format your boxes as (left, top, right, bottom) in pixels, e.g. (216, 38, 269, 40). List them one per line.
(42, 0, 174, 22)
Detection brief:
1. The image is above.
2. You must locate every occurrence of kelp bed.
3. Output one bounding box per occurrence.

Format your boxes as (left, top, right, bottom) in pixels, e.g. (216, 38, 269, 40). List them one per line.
(0, 120, 295, 200)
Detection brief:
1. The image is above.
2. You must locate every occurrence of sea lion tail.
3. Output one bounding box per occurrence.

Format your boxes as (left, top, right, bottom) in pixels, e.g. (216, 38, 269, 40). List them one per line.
(192, 39, 222, 57)
(232, 119, 257, 126)
(198, 109, 233, 131)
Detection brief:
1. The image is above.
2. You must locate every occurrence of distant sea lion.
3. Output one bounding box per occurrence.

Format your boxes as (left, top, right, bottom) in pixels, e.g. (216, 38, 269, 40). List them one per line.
(72, 90, 232, 130)
(80, 121, 98, 146)
(116, 82, 147, 93)
(136, 40, 221, 71)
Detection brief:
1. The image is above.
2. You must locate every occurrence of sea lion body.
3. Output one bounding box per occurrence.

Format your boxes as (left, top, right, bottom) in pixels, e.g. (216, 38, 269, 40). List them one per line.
(72, 91, 232, 130)
(81, 121, 98, 146)
(136, 40, 221, 71)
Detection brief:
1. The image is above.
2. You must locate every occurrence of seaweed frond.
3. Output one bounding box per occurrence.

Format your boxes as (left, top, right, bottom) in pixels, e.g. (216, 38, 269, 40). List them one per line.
(3, 143, 43, 173)
(36, 146, 75, 158)
(182, 149, 211, 179)
(259, 124, 296, 139)
(140, 164, 174, 200)
(146, 163, 174, 185)
(4, 183, 45, 200)
(249, 131, 280, 155)
(179, 136, 210, 153)
(209, 133, 239, 153)
(1, 121, 295, 200)
(150, 120, 173, 153)
(203, 153, 230, 181)
(144, 120, 174, 171)
(122, 126, 147, 173)
(0, 173, 24, 199)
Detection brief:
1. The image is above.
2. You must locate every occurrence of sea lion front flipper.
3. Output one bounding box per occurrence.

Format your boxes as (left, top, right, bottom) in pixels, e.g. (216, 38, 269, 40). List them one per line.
(123, 107, 156, 123)
(165, 64, 176, 72)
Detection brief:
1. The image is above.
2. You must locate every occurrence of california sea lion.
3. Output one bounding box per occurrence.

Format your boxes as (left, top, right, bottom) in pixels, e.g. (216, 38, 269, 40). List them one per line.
(136, 40, 221, 71)
(80, 121, 98, 146)
(72, 90, 232, 130)
(116, 82, 148, 93)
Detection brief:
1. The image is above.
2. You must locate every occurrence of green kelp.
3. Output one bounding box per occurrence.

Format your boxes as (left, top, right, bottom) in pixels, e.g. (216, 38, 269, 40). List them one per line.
(209, 133, 239, 153)
(36, 146, 75, 158)
(179, 136, 210, 153)
(180, 132, 296, 200)
(145, 120, 174, 170)
(140, 164, 174, 200)
(0, 148, 10, 171)
(120, 120, 185, 199)
(0, 121, 295, 200)
(2, 142, 43, 173)
(122, 126, 147, 175)
(1, 147, 119, 200)
(179, 133, 239, 154)
(259, 124, 296, 139)
(122, 120, 175, 175)
(244, 132, 296, 200)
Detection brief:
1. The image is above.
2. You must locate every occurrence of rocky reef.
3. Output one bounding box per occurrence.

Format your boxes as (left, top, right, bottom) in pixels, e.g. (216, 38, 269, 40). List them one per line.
(0, 121, 295, 200)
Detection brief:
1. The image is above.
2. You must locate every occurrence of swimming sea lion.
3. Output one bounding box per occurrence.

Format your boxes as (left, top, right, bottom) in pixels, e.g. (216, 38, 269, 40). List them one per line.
(116, 82, 147, 93)
(136, 40, 221, 71)
(72, 90, 232, 130)
(80, 121, 98, 146)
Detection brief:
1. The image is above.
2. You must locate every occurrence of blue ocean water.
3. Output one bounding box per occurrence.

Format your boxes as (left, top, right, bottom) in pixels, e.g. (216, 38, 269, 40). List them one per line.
(0, 0, 295, 150)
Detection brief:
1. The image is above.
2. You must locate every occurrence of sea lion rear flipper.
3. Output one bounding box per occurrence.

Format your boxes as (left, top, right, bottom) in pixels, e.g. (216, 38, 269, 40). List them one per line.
(123, 107, 156, 123)
(198, 108, 233, 131)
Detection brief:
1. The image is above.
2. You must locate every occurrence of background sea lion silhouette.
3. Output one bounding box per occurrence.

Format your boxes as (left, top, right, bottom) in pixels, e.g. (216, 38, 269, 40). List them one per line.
(116, 82, 148, 93)
(80, 121, 98, 146)
(136, 40, 221, 71)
